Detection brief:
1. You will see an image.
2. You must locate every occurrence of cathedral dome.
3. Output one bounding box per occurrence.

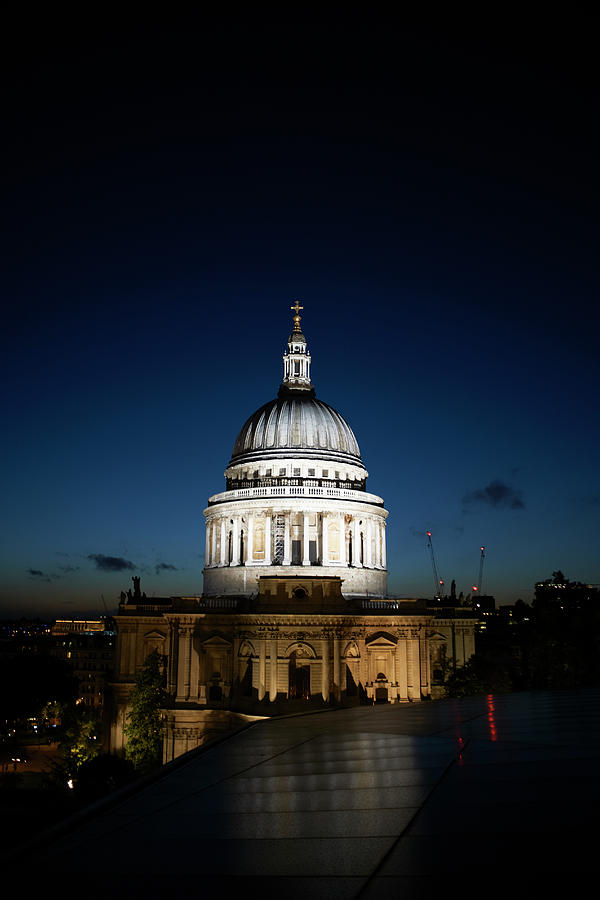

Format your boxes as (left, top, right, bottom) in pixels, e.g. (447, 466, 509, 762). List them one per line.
(204, 302, 387, 603)
(226, 301, 367, 477)
(229, 391, 362, 466)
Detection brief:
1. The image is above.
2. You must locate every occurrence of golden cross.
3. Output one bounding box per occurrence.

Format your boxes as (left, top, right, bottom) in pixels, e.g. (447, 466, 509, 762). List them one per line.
(291, 300, 303, 316)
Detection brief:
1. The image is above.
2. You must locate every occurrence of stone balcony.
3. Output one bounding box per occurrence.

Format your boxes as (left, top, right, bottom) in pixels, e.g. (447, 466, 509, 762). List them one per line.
(208, 484, 385, 507)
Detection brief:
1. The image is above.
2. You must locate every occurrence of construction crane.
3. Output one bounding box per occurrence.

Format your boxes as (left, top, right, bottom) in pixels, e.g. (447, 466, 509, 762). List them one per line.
(472, 546, 486, 595)
(426, 531, 445, 600)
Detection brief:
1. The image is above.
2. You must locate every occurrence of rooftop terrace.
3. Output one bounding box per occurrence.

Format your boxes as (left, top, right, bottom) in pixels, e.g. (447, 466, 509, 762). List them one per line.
(12, 687, 600, 897)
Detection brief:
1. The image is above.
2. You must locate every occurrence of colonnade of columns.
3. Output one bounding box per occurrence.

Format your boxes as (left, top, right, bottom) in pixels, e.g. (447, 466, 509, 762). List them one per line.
(251, 632, 429, 703)
(205, 509, 387, 570)
(165, 627, 430, 704)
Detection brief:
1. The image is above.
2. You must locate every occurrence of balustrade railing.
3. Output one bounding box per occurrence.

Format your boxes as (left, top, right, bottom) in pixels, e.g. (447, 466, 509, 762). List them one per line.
(227, 476, 366, 492)
(209, 484, 384, 506)
(361, 600, 400, 610)
(197, 597, 239, 609)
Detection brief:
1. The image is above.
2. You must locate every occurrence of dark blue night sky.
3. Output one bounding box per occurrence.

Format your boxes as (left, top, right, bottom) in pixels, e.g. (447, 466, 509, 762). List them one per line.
(2, 14, 598, 616)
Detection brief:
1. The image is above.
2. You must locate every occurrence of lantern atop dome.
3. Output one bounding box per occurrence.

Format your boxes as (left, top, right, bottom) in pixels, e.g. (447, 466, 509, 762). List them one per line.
(283, 300, 312, 392)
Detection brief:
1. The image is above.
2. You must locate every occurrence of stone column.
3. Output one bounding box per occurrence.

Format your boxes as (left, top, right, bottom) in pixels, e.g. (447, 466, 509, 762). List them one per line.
(397, 639, 408, 700)
(269, 636, 278, 701)
(205, 523, 210, 569)
(167, 621, 179, 693)
(115, 628, 126, 678)
(381, 522, 386, 569)
(283, 512, 291, 564)
(420, 632, 430, 697)
(176, 625, 193, 702)
(339, 514, 346, 566)
(302, 512, 310, 565)
(231, 517, 240, 565)
(189, 633, 199, 701)
(220, 519, 227, 566)
(322, 514, 329, 565)
(247, 515, 254, 564)
(265, 514, 272, 565)
(258, 638, 266, 701)
(353, 517, 362, 567)
(126, 629, 137, 677)
(366, 519, 373, 568)
(333, 636, 341, 701)
(407, 637, 420, 701)
(321, 636, 329, 701)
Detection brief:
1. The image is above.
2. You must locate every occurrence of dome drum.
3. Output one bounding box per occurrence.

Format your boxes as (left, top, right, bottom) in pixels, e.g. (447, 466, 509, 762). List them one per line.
(203, 494, 388, 598)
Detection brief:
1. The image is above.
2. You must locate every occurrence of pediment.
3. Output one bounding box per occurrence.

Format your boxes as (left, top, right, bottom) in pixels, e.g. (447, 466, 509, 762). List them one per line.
(429, 631, 448, 643)
(365, 632, 397, 648)
(200, 635, 232, 648)
(143, 630, 167, 641)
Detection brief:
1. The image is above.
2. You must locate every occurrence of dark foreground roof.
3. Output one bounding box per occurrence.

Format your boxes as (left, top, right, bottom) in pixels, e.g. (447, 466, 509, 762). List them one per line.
(11, 687, 600, 897)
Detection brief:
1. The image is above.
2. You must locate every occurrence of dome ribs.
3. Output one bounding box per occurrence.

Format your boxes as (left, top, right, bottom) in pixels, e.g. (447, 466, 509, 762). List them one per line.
(229, 395, 362, 464)
(252, 409, 267, 449)
(279, 399, 289, 446)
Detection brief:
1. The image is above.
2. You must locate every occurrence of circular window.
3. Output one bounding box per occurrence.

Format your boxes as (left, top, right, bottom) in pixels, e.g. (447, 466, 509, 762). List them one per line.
(293, 587, 308, 600)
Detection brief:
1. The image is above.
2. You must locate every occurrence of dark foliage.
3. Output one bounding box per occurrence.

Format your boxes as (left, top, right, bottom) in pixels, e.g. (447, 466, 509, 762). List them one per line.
(124, 649, 168, 773)
(75, 753, 135, 803)
(447, 575, 600, 697)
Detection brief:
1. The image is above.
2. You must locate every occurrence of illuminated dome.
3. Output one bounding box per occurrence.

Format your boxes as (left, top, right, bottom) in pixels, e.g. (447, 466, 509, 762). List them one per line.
(203, 301, 387, 601)
(229, 391, 363, 468)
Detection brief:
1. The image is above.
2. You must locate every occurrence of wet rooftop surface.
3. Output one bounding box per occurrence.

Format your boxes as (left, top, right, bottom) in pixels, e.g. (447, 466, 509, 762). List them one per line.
(19, 688, 600, 897)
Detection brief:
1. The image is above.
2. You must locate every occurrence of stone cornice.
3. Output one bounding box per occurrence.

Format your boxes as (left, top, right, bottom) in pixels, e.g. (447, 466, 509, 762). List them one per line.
(205, 486, 386, 511)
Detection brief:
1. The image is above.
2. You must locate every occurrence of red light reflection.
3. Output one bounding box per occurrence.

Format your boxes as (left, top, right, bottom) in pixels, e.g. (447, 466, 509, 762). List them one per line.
(487, 694, 498, 741)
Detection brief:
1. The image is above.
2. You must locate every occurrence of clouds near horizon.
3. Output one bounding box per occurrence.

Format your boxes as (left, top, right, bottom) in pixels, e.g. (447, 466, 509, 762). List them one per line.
(463, 479, 525, 511)
(88, 554, 136, 572)
(155, 562, 177, 575)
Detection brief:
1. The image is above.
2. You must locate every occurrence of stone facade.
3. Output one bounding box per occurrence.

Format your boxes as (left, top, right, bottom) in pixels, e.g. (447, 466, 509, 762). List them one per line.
(110, 577, 468, 762)
(109, 304, 476, 762)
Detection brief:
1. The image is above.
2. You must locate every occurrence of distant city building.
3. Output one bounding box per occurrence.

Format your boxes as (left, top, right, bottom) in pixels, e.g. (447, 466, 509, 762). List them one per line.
(534, 575, 599, 612)
(472, 594, 496, 616)
(51, 618, 115, 710)
(51, 619, 107, 635)
(0, 620, 53, 663)
(110, 306, 477, 762)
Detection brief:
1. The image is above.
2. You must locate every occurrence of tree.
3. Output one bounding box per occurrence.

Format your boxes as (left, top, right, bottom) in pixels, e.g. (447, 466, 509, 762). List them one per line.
(445, 653, 512, 697)
(75, 753, 135, 803)
(59, 705, 103, 780)
(124, 650, 168, 772)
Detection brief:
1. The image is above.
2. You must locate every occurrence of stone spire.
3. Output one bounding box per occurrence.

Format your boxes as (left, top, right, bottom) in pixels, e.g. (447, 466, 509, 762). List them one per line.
(281, 300, 313, 393)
